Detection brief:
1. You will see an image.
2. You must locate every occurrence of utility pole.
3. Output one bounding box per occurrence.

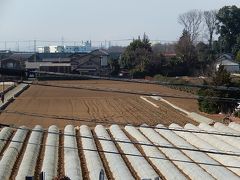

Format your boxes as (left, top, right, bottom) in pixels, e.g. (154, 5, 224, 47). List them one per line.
(34, 40, 38, 80)
(34, 40, 37, 62)
(61, 37, 64, 46)
(1, 76, 4, 103)
(16, 41, 19, 52)
(4, 41, 7, 50)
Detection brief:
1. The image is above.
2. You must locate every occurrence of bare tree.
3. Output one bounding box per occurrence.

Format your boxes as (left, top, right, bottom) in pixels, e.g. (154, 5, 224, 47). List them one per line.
(178, 10, 203, 44)
(203, 10, 217, 50)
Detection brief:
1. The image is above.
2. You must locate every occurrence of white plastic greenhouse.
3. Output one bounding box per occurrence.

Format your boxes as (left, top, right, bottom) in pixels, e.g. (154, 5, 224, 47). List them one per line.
(0, 127, 13, 153)
(16, 125, 43, 180)
(64, 125, 82, 180)
(95, 125, 134, 180)
(109, 124, 159, 180)
(41, 125, 59, 180)
(170, 123, 240, 176)
(140, 125, 213, 180)
(125, 125, 185, 180)
(0, 126, 28, 180)
(0, 123, 239, 179)
(199, 123, 240, 151)
(155, 124, 238, 180)
(229, 122, 240, 133)
(80, 125, 107, 180)
(186, 123, 240, 160)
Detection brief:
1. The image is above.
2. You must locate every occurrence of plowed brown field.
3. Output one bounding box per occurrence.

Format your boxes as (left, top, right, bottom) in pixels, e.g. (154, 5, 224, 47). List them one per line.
(0, 80, 205, 128)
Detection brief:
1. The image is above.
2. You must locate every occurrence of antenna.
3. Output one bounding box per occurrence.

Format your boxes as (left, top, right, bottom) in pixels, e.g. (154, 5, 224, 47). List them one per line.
(16, 41, 19, 52)
(61, 37, 64, 46)
(34, 40, 36, 53)
(34, 40, 37, 62)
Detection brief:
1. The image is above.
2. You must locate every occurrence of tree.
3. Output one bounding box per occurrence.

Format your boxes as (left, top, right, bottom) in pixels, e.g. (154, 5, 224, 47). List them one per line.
(198, 65, 238, 114)
(216, 6, 240, 54)
(108, 46, 125, 53)
(232, 35, 240, 56)
(121, 34, 152, 72)
(108, 58, 120, 76)
(203, 10, 217, 59)
(196, 42, 209, 62)
(177, 10, 203, 72)
(212, 65, 231, 86)
(175, 30, 197, 63)
(178, 10, 203, 44)
(236, 50, 240, 62)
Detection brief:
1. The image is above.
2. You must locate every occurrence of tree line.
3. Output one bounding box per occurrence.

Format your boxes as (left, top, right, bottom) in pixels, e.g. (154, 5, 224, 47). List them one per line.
(109, 5, 240, 78)
(108, 5, 240, 116)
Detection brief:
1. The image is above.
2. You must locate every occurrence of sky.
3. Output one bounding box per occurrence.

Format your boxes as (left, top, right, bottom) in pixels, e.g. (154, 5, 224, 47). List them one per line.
(0, 0, 239, 49)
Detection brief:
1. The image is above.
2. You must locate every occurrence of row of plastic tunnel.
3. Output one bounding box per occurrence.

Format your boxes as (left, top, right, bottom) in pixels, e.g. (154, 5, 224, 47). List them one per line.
(0, 122, 240, 180)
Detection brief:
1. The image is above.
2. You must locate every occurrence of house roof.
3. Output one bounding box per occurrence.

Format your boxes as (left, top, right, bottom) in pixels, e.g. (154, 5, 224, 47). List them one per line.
(41, 58, 71, 62)
(90, 49, 109, 56)
(8, 53, 35, 61)
(25, 62, 71, 69)
(217, 59, 239, 66)
(217, 53, 234, 61)
(37, 52, 74, 60)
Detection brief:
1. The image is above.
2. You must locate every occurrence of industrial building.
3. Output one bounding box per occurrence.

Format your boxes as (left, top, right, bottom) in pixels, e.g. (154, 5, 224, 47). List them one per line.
(37, 41, 93, 53)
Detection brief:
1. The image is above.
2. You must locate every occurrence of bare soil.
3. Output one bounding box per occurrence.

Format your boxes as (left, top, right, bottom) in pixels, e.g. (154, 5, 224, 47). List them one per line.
(0, 80, 210, 128)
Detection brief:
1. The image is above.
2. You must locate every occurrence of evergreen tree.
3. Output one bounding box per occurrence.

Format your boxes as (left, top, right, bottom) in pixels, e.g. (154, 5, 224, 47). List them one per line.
(198, 65, 239, 114)
(121, 34, 152, 73)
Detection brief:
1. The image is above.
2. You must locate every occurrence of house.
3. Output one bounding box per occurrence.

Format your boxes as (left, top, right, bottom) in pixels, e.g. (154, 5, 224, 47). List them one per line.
(35, 52, 72, 62)
(0, 49, 110, 77)
(215, 54, 239, 73)
(25, 61, 71, 72)
(70, 49, 110, 76)
(0, 52, 35, 70)
(39, 63, 71, 73)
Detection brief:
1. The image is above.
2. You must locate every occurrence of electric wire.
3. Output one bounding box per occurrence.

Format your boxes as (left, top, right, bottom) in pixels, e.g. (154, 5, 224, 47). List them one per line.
(1, 110, 240, 138)
(33, 71, 240, 92)
(0, 123, 240, 158)
(19, 80, 240, 103)
(0, 129, 240, 170)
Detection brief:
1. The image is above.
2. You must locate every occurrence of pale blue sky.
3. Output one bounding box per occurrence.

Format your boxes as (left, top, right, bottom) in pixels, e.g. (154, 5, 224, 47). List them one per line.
(0, 0, 239, 43)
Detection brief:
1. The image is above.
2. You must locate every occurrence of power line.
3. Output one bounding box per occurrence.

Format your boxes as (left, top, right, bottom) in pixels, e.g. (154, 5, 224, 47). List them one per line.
(0, 128, 240, 170)
(1, 121, 240, 157)
(2, 110, 240, 138)
(20, 80, 240, 103)
(32, 71, 240, 92)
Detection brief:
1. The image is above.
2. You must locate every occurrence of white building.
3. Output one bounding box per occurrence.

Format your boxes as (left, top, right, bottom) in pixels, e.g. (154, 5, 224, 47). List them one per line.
(37, 46, 64, 53)
(216, 54, 239, 73)
(37, 41, 93, 53)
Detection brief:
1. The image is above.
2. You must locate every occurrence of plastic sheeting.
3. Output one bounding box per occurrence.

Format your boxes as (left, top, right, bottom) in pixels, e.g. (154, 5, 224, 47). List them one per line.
(0, 126, 28, 180)
(16, 125, 44, 180)
(110, 124, 159, 180)
(95, 125, 134, 180)
(125, 125, 185, 180)
(42, 125, 59, 180)
(0, 127, 14, 153)
(80, 125, 107, 180)
(186, 124, 240, 160)
(155, 124, 238, 180)
(64, 125, 82, 180)
(229, 122, 240, 133)
(140, 125, 213, 180)
(200, 123, 240, 150)
(170, 123, 240, 176)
